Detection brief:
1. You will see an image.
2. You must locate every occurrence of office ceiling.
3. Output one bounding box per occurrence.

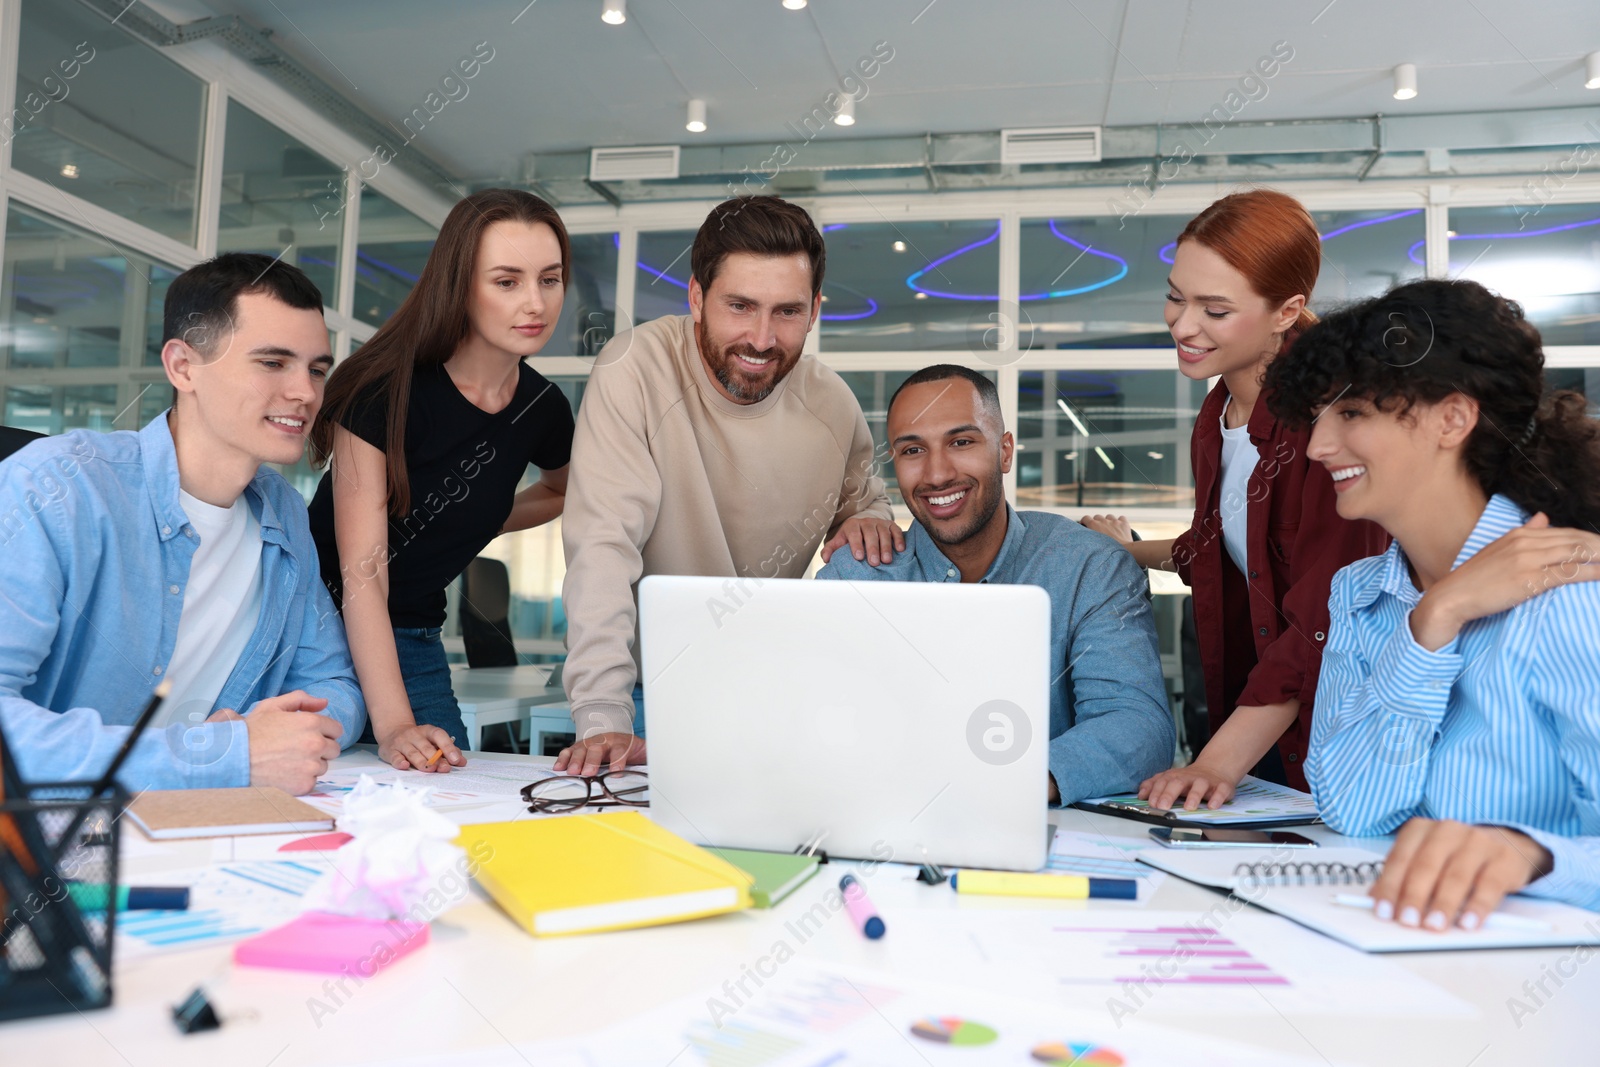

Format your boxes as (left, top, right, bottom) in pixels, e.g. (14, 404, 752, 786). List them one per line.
(149, 0, 1600, 195)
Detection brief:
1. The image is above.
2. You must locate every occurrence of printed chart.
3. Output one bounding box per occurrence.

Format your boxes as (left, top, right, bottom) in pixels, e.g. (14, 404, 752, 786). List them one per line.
(909, 1016, 1000, 1046)
(117, 861, 318, 957)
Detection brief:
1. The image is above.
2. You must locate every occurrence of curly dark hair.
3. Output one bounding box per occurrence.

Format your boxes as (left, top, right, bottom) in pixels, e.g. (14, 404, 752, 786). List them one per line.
(1264, 277, 1600, 532)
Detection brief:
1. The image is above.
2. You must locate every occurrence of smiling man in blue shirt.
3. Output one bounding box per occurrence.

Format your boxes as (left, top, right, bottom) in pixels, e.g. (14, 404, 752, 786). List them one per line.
(0, 254, 364, 794)
(816, 365, 1174, 805)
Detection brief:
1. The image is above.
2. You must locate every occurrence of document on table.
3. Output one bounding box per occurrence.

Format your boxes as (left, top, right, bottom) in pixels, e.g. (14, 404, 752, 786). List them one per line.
(116, 860, 323, 959)
(1047, 828, 1168, 898)
(305, 759, 566, 814)
(1076, 774, 1320, 827)
(365, 960, 1324, 1067)
(889, 909, 1472, 1019)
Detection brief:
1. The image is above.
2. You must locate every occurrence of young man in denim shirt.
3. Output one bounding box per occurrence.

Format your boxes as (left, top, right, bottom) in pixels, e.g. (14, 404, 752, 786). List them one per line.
(817, 365, 1174, 804)
(0, 254, 364, 794)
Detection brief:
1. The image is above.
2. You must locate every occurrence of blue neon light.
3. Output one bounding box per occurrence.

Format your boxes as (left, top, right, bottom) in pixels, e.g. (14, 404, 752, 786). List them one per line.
(903, 221, 1130, 301)
(1405, 213, 1600, 266)
(1158, 209, 1424, 264)
(621, 227, 875, 320)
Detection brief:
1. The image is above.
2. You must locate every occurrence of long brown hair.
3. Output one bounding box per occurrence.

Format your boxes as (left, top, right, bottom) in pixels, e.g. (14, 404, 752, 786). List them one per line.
(1176, 188, 1320, 335)
(310, 189, 571, 515)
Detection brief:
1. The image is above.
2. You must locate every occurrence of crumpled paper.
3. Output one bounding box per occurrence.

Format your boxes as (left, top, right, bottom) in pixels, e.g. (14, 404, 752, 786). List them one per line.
(300, 775, 465, 921)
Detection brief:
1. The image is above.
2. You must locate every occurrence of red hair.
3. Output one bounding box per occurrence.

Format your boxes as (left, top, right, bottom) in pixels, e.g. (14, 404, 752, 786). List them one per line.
(1176, 188, 1320, 334)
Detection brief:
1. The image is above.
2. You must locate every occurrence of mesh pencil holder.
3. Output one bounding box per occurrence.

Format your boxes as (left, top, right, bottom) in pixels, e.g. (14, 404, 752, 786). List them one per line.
(0, 783, 124, 1023)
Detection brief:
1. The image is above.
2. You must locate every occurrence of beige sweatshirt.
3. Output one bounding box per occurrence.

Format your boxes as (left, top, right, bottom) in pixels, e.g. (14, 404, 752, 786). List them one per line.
(561, 315, 892, 734)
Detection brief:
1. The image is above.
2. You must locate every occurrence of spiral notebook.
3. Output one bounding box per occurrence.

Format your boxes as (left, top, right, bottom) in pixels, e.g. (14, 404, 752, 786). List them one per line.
(1140, 847, 1600, 953)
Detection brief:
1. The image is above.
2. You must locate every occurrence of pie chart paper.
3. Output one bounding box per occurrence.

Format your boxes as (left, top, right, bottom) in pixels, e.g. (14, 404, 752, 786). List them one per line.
(909, 1016, 1000, 1046)
(1033, 1040, 1127, 1066)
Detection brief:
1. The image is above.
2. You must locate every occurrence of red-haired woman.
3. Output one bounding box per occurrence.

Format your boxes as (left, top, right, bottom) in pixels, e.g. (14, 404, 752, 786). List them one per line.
(307, 190, 575, 773)
(1084, 189, 1388, 808)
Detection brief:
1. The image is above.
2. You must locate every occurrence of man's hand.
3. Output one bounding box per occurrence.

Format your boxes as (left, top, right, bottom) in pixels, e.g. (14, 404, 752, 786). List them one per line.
(1081, 514, 1134, 545)
(220, 691, 344, 796)
(1368, 818, 1553, 932)
(1412, 513, 1600, 650)
(553, 731, 647, 776)
(1048, 773, 1060, 805)
(1139, 762, 1239, 811)
(821, 516, 905, 566)
(377, 722, 465, 773)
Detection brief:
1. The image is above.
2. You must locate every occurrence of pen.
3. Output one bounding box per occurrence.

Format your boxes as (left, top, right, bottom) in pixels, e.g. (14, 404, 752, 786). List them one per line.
(951, 870, 1138, 901)
(1330, 894, 1554, 932)
(839, 874, 885, 939)
(67, 884, 190, 912)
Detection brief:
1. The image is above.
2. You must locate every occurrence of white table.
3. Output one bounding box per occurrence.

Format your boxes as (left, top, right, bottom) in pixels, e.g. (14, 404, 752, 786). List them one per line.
(448, 664, 572, 754)
(6, 748, 1595, 1066)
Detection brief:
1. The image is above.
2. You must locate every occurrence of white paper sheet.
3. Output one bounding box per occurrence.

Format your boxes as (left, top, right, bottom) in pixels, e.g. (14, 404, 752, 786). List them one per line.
(888, 908, 1473, 1019)
(360, 960, 1322, 1067)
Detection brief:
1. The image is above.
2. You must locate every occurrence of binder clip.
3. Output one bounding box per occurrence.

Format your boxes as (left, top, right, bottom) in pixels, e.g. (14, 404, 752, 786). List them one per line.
(915, 863, 948, 887)
(172, 987, 222, 1035)
(794, 830, 830, 865)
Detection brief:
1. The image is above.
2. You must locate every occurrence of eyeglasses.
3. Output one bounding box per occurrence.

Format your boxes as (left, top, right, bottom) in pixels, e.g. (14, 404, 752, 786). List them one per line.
(520, 770, 649, 814)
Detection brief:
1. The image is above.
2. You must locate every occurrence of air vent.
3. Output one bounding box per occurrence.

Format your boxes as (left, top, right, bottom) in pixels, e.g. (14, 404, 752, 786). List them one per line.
(589, 145, 681, 182)
(1000, 126, 1102, 165)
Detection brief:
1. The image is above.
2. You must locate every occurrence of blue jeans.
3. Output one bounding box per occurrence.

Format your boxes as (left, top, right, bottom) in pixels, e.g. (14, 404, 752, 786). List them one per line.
(632, 684, 646, 740)
(361, 627, 467, 746)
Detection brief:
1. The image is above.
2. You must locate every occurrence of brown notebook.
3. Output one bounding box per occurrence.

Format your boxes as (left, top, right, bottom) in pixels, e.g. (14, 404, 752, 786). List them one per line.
(128, 787, 334, 840)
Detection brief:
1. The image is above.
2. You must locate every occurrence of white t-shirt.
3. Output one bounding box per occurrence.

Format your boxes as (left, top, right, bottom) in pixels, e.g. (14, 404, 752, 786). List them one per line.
(157, 490, 265, 728)
(1217, 397, 1259, 578)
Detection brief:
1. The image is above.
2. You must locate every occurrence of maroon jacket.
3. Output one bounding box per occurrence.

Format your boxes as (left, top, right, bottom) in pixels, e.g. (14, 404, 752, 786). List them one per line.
(1171, 379, 1389, 791)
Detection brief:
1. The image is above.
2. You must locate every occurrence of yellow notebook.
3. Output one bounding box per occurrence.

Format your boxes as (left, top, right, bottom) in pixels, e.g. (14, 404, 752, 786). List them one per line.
(455, 811, 753, 936)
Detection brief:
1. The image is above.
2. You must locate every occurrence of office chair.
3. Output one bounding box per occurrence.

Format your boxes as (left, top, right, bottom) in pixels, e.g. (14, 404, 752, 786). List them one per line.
(0, 426, 45, 463)
(459, 557, 518, 668)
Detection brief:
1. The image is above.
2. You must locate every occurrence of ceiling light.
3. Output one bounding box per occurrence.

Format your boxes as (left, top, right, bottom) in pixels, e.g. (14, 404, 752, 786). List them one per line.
(782, 0, 807, 8)
(834, 95, 856, 126)
(60, 163, 78, 178)
(1146, 451, 1165, 460)
(1587, 51, 1600, 90)
(1393, 63, 1418, 101)
(601, 0, 625, 25)
(686, 99, 707, 133)
(892, 240, 907, 253)
(914, 291, 927, 300)
(1094, 446, 1116, 470)
(1056, 398, 1091, 437)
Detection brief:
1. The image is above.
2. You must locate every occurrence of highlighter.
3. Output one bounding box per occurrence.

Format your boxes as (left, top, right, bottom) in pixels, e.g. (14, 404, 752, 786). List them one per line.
(951, 870, 1137, 900)
(839, 874, 885, 939)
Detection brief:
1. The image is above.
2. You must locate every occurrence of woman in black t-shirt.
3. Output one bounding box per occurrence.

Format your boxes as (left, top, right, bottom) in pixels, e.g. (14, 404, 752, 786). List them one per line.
(308, 189, 575, 772)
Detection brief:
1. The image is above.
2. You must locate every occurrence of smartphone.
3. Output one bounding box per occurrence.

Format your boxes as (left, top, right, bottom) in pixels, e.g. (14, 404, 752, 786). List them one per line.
(1149, 827, 1319, 849)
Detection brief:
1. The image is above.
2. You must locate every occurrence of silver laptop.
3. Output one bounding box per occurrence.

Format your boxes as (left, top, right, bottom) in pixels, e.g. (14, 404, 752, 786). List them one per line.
(639, 575, 1051, 871)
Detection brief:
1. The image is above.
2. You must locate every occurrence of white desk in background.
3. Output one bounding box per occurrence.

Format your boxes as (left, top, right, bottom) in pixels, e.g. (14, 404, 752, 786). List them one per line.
(6, 748, 1595, 1067)
(447, 664, 571, 754)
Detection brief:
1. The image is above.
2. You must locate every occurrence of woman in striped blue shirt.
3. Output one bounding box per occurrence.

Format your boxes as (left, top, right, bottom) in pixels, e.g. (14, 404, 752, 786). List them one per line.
(1264, 277, 1600, 929)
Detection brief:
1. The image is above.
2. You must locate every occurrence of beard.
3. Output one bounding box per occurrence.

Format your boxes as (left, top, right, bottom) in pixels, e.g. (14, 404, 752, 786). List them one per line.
(694, 318, 803, 404)
(912, 470, 1006, 548)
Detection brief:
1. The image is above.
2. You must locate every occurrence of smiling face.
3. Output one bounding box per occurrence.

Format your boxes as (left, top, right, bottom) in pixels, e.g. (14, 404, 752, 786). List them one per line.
(465, 220, 566, 358)
(690, 251, 818, 404)
(165, 291, 332, 468)
(889, 378, 1013, 549)
(1164, 240, 1304, 383)
(1308, 391, 1480, 529)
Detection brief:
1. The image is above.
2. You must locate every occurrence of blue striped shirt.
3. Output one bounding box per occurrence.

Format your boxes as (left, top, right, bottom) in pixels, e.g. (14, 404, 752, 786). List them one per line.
(1307, 494, 1600, 911)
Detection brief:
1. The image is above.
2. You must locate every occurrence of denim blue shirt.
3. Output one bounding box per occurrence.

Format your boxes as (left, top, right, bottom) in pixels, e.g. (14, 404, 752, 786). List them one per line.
(0, 414, 364, 790)
(817, 507, 1174, 803)
(1308, 494, 1600, 911)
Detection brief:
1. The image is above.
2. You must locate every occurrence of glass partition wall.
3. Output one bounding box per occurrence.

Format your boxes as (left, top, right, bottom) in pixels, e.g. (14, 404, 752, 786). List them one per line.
(1, 0, 1596, 722)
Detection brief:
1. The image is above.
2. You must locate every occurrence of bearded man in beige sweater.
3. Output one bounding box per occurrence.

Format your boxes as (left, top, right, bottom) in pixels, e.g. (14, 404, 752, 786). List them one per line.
(554, 196, 902, 775)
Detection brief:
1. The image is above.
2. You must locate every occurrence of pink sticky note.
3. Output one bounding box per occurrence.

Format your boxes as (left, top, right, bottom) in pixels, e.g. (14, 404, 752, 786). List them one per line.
(233, 912, 429, 974)
(278, 832, 354, 852)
